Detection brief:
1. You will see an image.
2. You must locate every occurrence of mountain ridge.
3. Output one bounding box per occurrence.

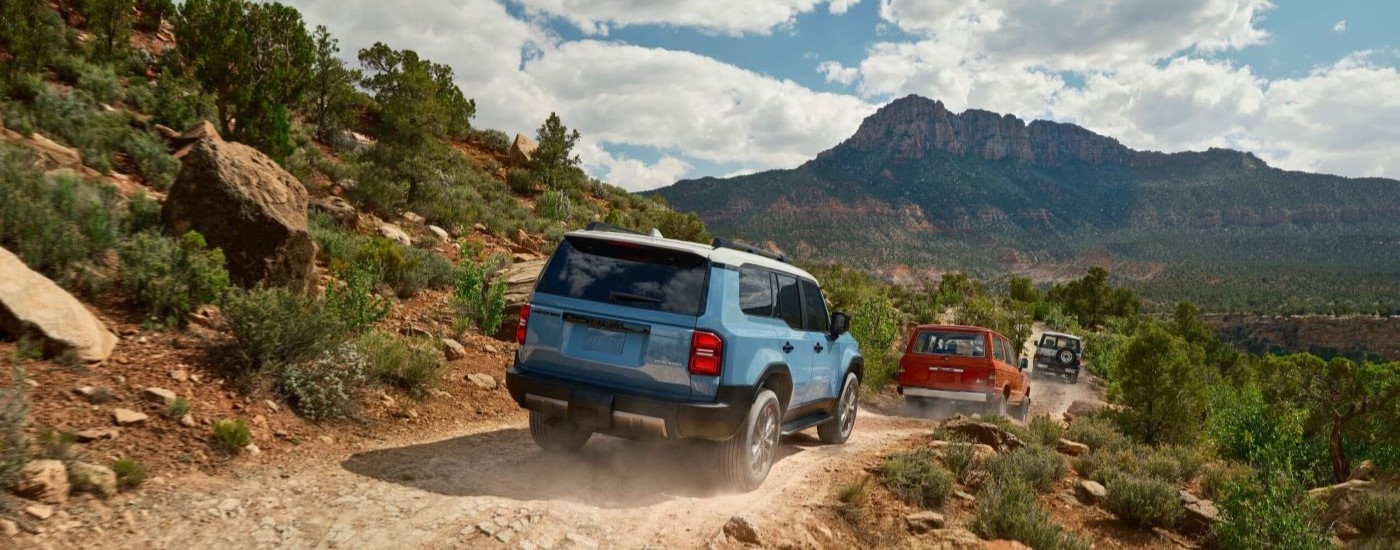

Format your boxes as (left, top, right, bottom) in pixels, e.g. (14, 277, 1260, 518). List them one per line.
(652, 94, 1400, 313)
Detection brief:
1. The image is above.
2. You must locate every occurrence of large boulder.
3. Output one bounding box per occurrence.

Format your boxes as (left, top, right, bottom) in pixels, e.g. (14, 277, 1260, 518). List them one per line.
(0, 247, 117, 362)
(1063, 399, 1108, 423)
(494, 258, 547, 341)
(162, 131, 316, 293)
(940, 416, 1025, 451)
(10, 460, 69, 505)
(508, 134, 537, 167)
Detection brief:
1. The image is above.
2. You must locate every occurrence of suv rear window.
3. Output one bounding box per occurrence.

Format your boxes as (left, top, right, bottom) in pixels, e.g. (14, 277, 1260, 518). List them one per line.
(536, 236, 709, 316)
(912, 331, 986, 358)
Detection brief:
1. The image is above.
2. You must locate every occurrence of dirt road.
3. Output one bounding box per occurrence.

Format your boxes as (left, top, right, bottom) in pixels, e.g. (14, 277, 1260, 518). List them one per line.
(41, 411, 929, 549)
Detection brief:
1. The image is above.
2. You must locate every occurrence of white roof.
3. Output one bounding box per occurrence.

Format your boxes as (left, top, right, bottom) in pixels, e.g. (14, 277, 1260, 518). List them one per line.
(1042, 331, 1082, 340)
(566, 229, 817, 282)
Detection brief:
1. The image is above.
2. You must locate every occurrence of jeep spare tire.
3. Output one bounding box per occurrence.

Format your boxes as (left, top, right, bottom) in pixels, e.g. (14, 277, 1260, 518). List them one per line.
(1056, 347, 1077, 366)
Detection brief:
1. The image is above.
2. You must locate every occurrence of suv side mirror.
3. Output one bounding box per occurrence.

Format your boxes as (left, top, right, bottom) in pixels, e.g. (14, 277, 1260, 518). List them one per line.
(1019, 358, 1028, 371)
(830, 312, 850, 337)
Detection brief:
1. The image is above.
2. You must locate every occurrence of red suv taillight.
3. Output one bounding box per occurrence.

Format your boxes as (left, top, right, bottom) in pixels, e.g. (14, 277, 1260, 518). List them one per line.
(516, 304, 531, 344)
(689, 331, 723, 376)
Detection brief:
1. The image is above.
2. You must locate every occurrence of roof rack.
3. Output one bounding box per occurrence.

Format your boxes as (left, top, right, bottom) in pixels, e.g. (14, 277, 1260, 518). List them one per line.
(712, 237, 787, 263)
(585, 221, 645, 236)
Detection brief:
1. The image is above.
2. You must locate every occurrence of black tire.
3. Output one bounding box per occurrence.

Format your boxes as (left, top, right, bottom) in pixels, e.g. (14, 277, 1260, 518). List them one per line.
(528, 411, 591, 452)
(1069, 371, 1080, 385)
(720, 389, 782, 492)
(1013, 394, 1031, 421)
(984, 390, 1007, 417)
(818, 373, 859, 444)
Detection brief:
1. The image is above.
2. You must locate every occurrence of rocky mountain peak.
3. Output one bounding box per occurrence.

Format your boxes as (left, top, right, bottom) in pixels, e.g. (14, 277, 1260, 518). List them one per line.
(816, 94, 1161, 167)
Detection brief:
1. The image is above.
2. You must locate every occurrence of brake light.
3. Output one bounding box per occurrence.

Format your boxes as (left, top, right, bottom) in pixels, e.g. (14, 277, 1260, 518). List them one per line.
(988, 371, 996, 386)
(516, 304, 531, 344)
(689, 331, 723, 376)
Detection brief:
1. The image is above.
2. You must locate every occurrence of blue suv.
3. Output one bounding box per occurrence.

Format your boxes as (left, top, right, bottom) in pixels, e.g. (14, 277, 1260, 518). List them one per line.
(506, 224, 864, 490)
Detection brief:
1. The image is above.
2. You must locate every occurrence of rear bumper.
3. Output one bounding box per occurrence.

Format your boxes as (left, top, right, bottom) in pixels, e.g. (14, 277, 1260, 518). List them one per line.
(897, 386, 990, 403)
(1034, 361, 1081, 374)
(506, 367, 752, 441)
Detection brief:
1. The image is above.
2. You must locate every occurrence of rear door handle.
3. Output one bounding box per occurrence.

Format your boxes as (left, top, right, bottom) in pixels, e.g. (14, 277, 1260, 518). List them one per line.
(782, 342, 794, 354)
(814, 342, 824, 353)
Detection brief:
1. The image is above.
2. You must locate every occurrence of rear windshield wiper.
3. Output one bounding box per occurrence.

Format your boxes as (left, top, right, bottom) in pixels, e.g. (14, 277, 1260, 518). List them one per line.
(609, 291, 662, 304)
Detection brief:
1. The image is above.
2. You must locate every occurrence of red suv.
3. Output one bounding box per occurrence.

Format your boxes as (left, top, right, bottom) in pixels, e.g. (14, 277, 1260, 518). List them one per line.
(895, 324, 1031, 420)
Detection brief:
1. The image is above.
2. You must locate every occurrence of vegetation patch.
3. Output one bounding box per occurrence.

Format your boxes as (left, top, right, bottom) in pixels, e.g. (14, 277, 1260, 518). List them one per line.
(1103, 474, 1182, 529)
(983, 445, 1068, 493)
(973, 480, 1088, 550)
(212, 419, 253, 455)
(879, 447, 955, 509)
(119, 230, 231, 326)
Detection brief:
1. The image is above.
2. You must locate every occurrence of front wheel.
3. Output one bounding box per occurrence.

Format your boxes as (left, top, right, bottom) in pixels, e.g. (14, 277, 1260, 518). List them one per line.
(818, 373, 859, 444)
(529, 411, 592, 452)
(720, 389, 782, 492)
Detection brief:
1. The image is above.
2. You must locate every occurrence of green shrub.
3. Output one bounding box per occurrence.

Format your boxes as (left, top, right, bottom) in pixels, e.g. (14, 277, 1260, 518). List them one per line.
(879, 447, 955, 509)
(36, 428, 78, 461)
(324, 267, 391, 334)
(453, 258, 508, 335)
(355, 331, 443, 398)
(471, 128, 511, 154)
(30, 86, 131, 173)
(122, 131, 180, 191)
(1351, 490, 1400, 539)
(942, 437, 980, 483)
(119, 230, 231, 326)
(73, 60, 124, 105)
(1160, 444, 1209, 482)
(973, 480, 1088, 550)
(113, 458, 146, 490)
(128, 69, 213, 130)
(355, 237, 454, 298)
(1065, 415, 1131, 453)
(984, 445, 1068, 493)
(125, 192, 162, 234)
(1028, 414, 1065, 447)
(539, 188, 572, 221)
(1072, 449, 1132, 484)
(308, 210, 362, 270)
(507, 167, 534, 195)
(1199, 461, 1256, 501)
(0, 368, 29, 492)
(277, 342, 369, 421)
(166, 397, 191, 419)
(0, 149, 124, 286)
(1103, 475, 1182, 529)
(1214, 472, 1329, 550)
(211, 419, 252, 454)
(221, 287, 347, 371)
(834, 475, 869, 524)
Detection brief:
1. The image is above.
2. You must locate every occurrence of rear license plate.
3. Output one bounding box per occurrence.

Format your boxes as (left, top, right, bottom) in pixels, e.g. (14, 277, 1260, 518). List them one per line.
(583, 328, 626, 354)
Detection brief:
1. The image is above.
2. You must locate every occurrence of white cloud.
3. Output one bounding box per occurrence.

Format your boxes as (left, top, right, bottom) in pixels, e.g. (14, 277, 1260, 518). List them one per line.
(877, 0, 1274, 70)
(818, 60, 860, 85)
(577, 143, 694, 191)
(1333, 19, 1347, 33)
(515, 0, 859, 36)
(1254, 53, 1400, 177)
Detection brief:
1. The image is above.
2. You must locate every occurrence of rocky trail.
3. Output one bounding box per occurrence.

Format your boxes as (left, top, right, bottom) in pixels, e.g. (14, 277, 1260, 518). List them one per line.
(15, 322, 1103, 550)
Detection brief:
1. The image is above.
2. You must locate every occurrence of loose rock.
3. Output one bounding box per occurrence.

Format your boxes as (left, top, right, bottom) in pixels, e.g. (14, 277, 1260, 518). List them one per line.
(113, 408, 149, 425)
(25, 504, 54, 520)
(1056, 439, 1090, 456)
(427, 225, 451, 241)
(1063, 399, 1107, 423)
(142, 387, 178, 405)
(443, 338, 467, 361)
(1075, 480, 1107, 504)
(940, 416, 1025, 451)
(466, 373, 497, 391)
(0, 247, 118, 362)
(75, 428, 119, 442)
(1178, 490, 1220, 536)
(904, 511, 946, 533)
(1348, 460, 1377, 482)
(723, 515, 761, 545)
(70, 462, 119, 498)
(377, 222, 411, 247)
(0, 518, 17, 536)
(12, 460, 69, 505)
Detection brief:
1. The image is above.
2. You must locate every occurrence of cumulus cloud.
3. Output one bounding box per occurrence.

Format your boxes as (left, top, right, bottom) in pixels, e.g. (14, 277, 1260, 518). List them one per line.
(818, 60, 860, 85)
(1332, 19, 1347, 33)
(515, 0, 859, 36)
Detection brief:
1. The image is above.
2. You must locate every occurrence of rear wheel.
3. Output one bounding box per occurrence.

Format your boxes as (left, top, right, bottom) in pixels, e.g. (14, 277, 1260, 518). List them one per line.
(720, 389, 781, 492)
(818, 373, 859, 444)
(1069, 371, 1080, 385)
(984, 391, 1007, 417)
(528, 411, 591, 452)
(1013, 394, 1031, 421)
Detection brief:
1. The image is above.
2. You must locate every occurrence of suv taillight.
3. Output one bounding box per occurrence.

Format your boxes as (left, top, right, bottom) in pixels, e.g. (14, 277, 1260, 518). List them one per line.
(516, 304, 531, 344)
(689, 331, 723, 376)
(988, 371, 996, 386)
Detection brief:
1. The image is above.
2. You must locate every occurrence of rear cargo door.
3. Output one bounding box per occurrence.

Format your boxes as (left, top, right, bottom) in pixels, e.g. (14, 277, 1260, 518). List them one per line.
(900, 329, 994, 392)
(521, 236, 709, 399)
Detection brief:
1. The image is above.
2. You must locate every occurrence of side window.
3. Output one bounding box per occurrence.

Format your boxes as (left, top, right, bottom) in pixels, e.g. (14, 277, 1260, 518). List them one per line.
(1000, 337, 1015, 364)
(799, 279, 829, 333)
(774, 273, 803, 330)
(991, 336, 1005, 364)
(739, 267, 774, 317)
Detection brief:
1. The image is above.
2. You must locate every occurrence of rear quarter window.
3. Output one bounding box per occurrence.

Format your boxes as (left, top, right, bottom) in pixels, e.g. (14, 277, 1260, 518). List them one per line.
(535, 237, 709, 316)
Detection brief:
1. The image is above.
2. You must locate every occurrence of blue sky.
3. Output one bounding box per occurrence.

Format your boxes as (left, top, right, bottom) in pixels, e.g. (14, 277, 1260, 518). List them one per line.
(286, 0, 1400, 190)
